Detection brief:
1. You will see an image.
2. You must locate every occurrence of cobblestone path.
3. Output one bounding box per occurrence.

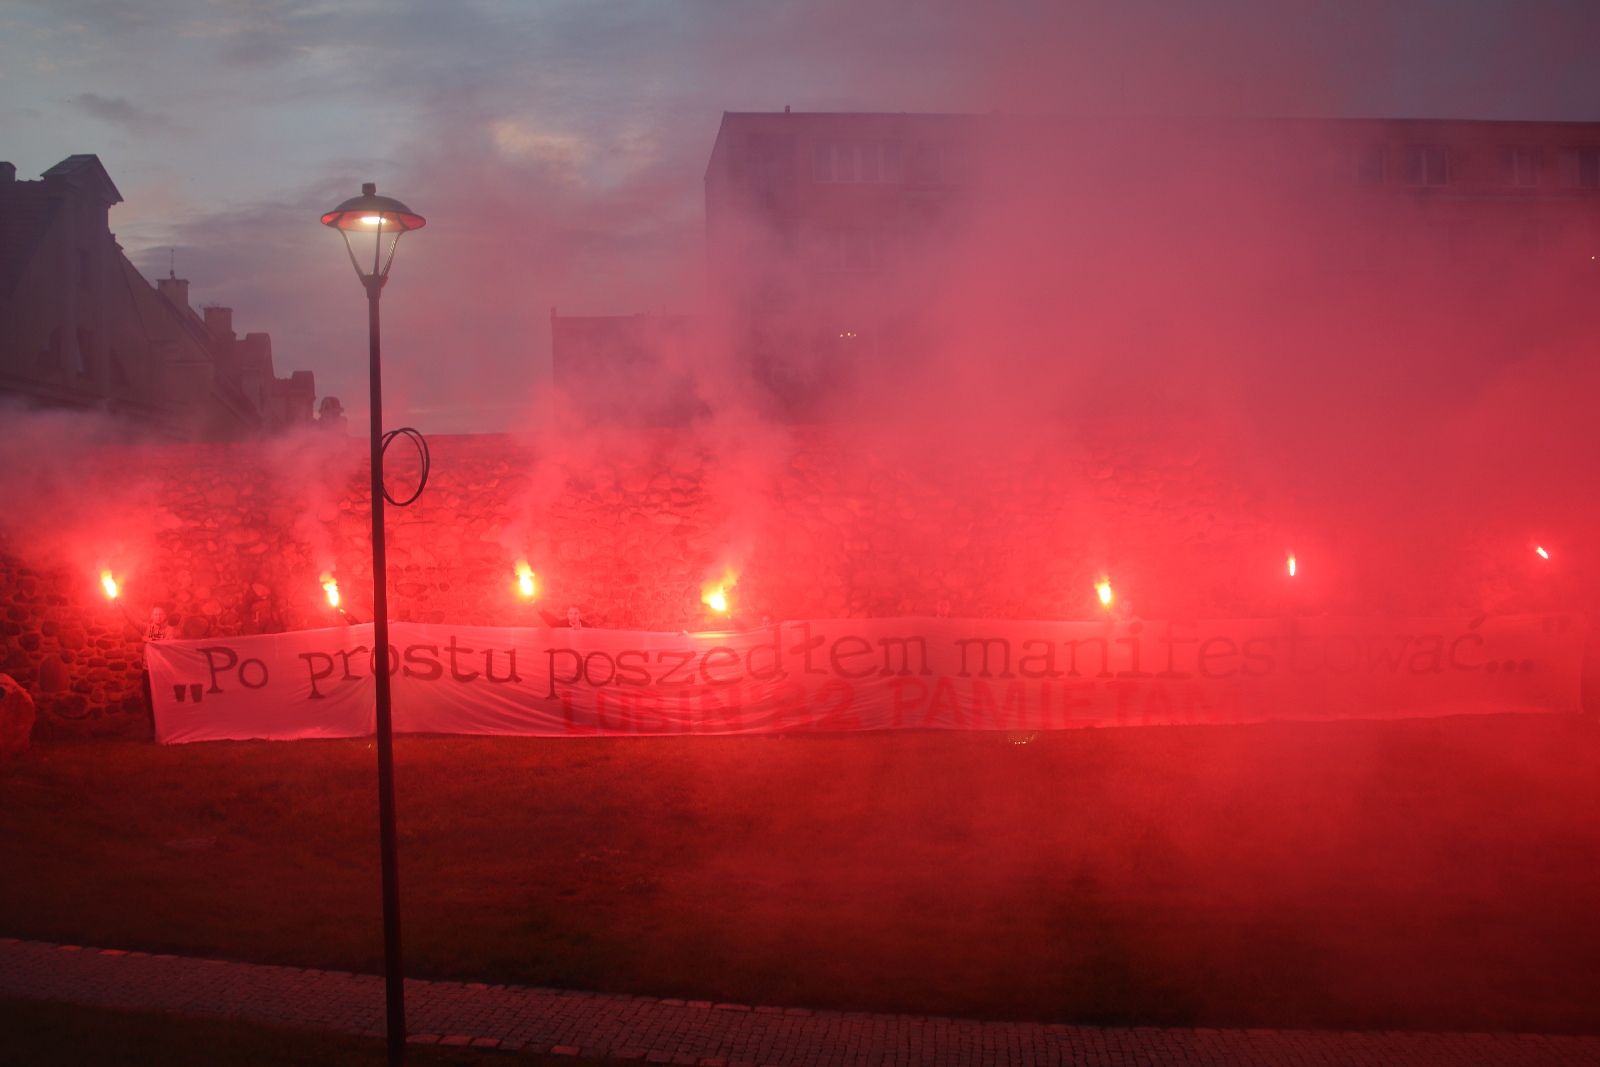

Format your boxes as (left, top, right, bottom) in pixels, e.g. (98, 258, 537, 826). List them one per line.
(2, 938, 1596, 1066)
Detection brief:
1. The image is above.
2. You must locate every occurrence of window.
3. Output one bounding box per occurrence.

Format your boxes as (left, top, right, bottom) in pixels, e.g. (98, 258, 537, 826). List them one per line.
(816, 229, 879, 271)
(75, 327, 94, 376)
(1355, 146, 1386, 184)
(1500, 147, 1540, 187)
(37, 327, 62, 367)
(109, 346, 131, 388)
(1404, 145, 1449, 186)
(812, 141, 904, 184)
(744, 133, 795, 199)
(1559, 147, 1600, 188)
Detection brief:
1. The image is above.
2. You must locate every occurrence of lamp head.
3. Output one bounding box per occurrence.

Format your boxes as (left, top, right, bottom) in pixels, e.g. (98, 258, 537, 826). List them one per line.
(321, 183, 425, 284)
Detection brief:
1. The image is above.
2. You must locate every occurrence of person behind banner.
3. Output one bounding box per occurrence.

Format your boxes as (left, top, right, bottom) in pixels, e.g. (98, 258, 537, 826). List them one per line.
(539, 606, 585, 629)
(118, 604, 172, 719)
(120, 602, 173, 643)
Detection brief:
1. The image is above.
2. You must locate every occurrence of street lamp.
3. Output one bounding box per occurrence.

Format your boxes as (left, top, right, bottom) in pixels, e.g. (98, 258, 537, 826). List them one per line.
(321, 182, 425, 1066)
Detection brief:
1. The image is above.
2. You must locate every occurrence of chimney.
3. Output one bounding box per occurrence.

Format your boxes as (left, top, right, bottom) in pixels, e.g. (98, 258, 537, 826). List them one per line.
(157, 273, 190, 310)
(204, 306, 235, 341)
(0, 162, 15, 183)
(239, 332, 274, 376)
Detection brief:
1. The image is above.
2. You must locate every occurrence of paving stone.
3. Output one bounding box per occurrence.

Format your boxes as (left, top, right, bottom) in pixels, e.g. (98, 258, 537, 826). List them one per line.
(2, 938, 1598, 1067)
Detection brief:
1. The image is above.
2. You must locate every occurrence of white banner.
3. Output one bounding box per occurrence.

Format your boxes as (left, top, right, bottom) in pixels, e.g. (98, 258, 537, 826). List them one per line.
(145, 615, 1587, 744)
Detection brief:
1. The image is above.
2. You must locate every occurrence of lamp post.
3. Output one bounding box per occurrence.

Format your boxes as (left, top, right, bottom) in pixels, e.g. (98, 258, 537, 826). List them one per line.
(321, 183, 425, 1066)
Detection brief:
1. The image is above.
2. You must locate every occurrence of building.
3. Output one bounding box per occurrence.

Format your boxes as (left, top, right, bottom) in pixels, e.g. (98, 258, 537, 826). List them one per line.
(0, 154, 335, 439)
(704, 112, 1600, 415)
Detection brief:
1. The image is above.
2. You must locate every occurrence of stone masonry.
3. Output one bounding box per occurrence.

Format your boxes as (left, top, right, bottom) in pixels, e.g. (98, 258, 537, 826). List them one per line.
(3, 425, 1594, 740)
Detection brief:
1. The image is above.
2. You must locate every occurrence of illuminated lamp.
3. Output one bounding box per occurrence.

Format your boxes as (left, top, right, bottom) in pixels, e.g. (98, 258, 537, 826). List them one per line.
(321, 182, 425, 1067)
(320, 185, 426, 285)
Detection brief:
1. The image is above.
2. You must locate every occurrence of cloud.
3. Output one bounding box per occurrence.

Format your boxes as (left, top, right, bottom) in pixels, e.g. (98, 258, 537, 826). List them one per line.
(66, 92, 171, 131)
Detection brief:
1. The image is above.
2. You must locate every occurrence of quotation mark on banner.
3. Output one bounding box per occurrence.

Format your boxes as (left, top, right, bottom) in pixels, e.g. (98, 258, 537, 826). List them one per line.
(171, 683, 205, 704)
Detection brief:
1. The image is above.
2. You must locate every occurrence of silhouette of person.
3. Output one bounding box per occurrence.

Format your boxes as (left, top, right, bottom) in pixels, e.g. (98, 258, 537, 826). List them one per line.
(120, 603, 172, 642)
(539, 606, 585, 629)
(118, 605, 171, 719)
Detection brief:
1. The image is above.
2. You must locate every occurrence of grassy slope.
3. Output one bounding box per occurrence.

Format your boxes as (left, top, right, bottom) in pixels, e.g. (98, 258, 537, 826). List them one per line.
(2, 718, 1598, 1032)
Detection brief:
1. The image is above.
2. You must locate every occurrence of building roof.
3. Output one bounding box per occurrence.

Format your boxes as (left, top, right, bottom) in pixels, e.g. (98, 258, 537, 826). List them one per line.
(0, 155, 123, 299)
(40, 154, 123, 204)
(0, 183, 61, 298)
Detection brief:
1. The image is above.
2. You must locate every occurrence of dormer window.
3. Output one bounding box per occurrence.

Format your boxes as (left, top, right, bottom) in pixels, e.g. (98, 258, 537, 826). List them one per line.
(812, 141, 904, 184)
(1500, 147, 1540, 187)
(1559, 147, 1599, 188)
(1404, 145, 1449, 186)
(38, 327, 62, 368)
(75, 328, 94, 376)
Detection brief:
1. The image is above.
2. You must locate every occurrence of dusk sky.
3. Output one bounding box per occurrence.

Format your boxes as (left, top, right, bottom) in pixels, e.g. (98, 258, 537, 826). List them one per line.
(3, 0, 1598, 433)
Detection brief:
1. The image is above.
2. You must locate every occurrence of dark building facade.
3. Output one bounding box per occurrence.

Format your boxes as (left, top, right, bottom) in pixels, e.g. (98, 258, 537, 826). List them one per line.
(704, 112, 1600, 416)
(0, 155, 332, 439)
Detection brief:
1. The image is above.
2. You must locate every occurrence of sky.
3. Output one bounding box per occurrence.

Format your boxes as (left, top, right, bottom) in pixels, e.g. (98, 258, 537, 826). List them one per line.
(2, 0, 1598, 433)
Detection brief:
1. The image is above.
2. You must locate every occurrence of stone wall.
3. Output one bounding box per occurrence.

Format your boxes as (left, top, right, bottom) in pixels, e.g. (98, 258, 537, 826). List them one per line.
(4, 426, 1594, 739)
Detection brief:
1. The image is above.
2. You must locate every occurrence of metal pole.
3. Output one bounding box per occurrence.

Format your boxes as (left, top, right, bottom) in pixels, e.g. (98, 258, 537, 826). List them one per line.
(366, 272, 406, 1065)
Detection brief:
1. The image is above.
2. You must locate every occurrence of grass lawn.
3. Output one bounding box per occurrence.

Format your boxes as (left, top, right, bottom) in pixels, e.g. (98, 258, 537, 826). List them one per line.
(2, 717, 1599, 1033)
(0, 995, 603, 1066)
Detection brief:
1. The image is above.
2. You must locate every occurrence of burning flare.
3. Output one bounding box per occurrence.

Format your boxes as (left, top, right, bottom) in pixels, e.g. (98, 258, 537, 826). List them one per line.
(515, 560, 537, 598)
(702, 566, 738, 614)
(321, 574, 340, 609)
(1096, 579, 1113, 607)
(1536, 546, 1550, 560)
(100, 571, 118, 599)
(1287, 554, 1297, 577)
